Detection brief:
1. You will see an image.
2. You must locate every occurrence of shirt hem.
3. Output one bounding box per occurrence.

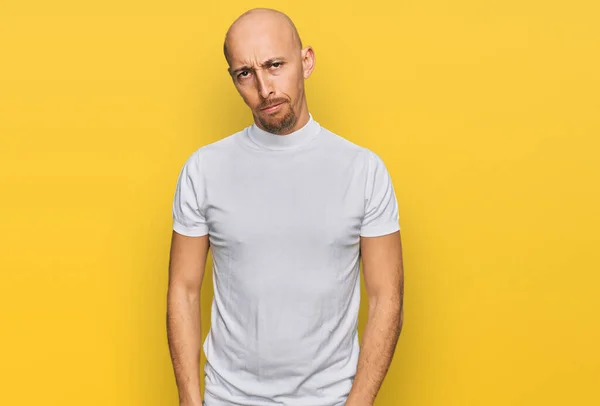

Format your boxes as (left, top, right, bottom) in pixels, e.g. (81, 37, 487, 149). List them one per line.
(173, 220, 209, 237)
(360, 221, 400, 237)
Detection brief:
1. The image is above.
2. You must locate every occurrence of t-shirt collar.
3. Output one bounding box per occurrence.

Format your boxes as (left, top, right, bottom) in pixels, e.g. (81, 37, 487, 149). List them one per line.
(247, 113, 320, 151)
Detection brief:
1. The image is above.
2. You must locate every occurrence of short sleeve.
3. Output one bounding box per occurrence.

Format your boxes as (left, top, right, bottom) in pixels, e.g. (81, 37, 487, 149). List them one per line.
(172, 150, 209, 237)
(360, 150, 401, 237)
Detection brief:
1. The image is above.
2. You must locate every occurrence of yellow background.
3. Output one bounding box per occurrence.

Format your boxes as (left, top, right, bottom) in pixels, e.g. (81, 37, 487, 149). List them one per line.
(1, 1, 598, 405)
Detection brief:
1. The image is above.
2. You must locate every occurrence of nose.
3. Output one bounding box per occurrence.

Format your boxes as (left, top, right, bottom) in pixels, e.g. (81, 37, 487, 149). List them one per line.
(255, 69, 274, 99)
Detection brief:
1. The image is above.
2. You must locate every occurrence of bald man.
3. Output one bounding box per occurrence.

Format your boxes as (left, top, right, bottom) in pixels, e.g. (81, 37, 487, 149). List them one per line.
(167, 8, 404, 406)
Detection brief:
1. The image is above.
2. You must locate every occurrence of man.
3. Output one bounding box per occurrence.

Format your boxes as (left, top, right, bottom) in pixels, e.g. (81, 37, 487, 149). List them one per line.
(167, 8, 404, 406)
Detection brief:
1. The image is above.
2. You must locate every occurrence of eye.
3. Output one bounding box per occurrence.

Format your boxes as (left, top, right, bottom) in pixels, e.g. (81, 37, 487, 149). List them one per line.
(238, 70, 250, 79)
(271, 62, 283, 68)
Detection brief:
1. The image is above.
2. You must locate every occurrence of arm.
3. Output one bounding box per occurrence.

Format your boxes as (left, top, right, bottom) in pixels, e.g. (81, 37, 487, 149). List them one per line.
(346, 230, 404, 406)
(167, 231, 210, 406)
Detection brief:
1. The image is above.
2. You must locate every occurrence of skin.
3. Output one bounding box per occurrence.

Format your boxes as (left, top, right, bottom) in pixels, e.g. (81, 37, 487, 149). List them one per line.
(167, 232, 209, 406)
(350, 231, 404, 405)
(223, 8, 315, 135)
(167, 8, 404, 406)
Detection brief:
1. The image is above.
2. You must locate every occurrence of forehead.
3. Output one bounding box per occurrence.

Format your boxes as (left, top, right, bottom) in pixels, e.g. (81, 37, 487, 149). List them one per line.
(227, 19, 296, 67)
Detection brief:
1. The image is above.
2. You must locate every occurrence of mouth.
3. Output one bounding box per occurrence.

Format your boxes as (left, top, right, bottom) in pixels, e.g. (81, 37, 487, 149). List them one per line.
(261, 102, 284, 113)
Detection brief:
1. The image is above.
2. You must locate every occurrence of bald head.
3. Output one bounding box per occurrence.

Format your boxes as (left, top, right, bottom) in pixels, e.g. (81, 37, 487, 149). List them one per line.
(223, 8, 303, 66)
(222, 8, 315, 135)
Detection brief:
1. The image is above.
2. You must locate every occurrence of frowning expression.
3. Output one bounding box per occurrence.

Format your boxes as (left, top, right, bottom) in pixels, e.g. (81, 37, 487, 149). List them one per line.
(224, 13, 314, 134)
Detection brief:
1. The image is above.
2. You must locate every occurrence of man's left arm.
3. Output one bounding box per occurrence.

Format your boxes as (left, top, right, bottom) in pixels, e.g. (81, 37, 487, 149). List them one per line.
(346, 230, 404, 406)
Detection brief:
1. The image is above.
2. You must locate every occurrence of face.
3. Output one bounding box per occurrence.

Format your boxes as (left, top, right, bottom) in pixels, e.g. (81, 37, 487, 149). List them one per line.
(225, 17, 315, 134)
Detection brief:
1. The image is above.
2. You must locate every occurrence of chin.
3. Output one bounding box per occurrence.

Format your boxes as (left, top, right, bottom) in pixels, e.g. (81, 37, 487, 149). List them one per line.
(260, 113, 296, 134)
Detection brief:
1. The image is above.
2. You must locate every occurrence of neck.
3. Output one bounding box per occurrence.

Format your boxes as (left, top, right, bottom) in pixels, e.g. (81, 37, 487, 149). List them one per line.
(246, 110, 320, 151)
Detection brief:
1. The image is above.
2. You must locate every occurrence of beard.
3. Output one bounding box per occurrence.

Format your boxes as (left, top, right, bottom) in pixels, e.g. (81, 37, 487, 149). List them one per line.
(257, 101, 297, 135)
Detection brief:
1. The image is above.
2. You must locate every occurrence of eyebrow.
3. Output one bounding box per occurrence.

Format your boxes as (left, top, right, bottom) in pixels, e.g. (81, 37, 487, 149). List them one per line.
(229, 57, 287, 75)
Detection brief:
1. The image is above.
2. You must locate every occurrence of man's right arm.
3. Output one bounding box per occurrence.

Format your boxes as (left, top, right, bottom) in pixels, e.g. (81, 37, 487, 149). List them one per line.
(167, 230, 210, 406)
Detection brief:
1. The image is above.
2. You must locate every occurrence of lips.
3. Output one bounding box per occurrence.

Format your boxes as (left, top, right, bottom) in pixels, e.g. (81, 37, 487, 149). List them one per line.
(261, 102, 284, 111)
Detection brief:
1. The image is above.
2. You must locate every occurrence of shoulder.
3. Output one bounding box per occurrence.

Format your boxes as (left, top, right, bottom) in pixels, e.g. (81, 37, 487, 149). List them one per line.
(180, 128, 246, 166)
(318, 125, 382, 168)
(319, 126, 364, 152)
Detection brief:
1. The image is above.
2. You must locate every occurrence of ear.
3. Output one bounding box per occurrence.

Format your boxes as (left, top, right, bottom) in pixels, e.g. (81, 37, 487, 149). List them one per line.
(301, 46, 315, 79)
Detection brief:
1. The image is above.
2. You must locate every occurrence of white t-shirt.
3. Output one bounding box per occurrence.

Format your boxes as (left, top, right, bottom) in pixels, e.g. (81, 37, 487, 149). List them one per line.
(172, 113, 400, 406)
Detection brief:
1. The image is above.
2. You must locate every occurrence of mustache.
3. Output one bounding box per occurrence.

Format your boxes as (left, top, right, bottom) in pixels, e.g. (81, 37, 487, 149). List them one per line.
(259, 98, 288, 109)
